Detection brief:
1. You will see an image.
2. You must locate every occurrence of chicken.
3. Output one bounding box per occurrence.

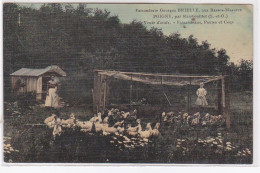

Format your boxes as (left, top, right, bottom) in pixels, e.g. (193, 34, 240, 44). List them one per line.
(191, 112, 200, 126)
(123, 112, 130, 119)
(145, 123, 152, 131)
(76, 119, 92, 129)
(150, 123, 160, 137)
(97, 112, 102, 122)
(126, 124, 139, 136)
(61, 113, 76, 128)
(127, 131, 139, 137)
(53, 118, 62, 138)
(102, 131, 111, 136)
(161, 112, 166, 119)
(137, 123, 152, 139)
(103, 116, 109, 124)
(126, 124, 139, 132)
(44, 114, 56, 128)
(89, 114, 98, 122)
(167, 112, 174, 117)
(103, 125, 118, 134)
(114, 120, 124, 127)
(44, 114, 56, 124)
(154, 122, 160, 129)
(93, 122, 104, 132)
(117, 126, 125, 133)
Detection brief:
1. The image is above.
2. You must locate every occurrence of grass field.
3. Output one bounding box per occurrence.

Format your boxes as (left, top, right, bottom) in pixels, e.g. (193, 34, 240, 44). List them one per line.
(3, 91, 253, 163)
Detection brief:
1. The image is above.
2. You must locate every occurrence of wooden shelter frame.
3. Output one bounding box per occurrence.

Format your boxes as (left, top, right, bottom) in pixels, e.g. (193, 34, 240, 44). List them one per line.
(93, 70, 230, 128)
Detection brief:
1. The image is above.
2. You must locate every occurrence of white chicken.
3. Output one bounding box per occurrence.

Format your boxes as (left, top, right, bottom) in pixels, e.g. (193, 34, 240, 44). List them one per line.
(113, 120, 124, 127)
(61, 113, 76, 128)
(44, 114, 56, 128)
(117, 126, 125, 133)
(89, 114, 97, 122)
(145, 123, 152, 131)
(90, 112, 102, 122)
(123, 112, 130, 119)
(93, 121, 104, 133)
(53, 118, 62, 138)
(161, 112, 166, 119)
(126, 124, 139, 136)
(137, 122, 152, 139)
(76, 119, 92, 130)
(103, 116, 109, 124)
(102, 125, 118, 134)
(191, 112, 200, 126)
(150, 123, 160, 137)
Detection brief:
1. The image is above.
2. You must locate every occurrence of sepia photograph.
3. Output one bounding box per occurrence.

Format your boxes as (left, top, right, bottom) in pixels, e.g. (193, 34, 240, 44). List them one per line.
(2, 2, 253, 164)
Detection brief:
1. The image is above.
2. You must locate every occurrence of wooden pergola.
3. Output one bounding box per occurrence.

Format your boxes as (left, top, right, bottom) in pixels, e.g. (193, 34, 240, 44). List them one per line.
(93, 70, 230, 128)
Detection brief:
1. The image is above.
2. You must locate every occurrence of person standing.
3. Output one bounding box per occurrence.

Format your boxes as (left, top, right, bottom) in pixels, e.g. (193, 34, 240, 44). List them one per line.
(45, 74, 60, 108)
(196, 82, 208, 106)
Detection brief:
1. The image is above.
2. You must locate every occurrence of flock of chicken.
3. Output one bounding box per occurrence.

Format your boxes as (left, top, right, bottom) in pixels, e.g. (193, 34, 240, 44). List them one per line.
(161, 111, 224, 127)
(44, 108, 223, 150)
(44, 108, 161, 142)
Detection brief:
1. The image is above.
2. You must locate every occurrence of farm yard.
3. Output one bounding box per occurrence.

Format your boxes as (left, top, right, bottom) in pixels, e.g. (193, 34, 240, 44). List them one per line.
(3, 3, 253, 165)
(3, 91, 252, 164)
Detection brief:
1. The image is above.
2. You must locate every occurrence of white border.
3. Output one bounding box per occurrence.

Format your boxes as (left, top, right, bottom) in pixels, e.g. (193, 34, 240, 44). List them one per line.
(0, 0, 259, 171)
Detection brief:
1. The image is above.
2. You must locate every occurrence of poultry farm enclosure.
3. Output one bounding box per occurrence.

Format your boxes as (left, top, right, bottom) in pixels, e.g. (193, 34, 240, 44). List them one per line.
(92, 70, 230, 128)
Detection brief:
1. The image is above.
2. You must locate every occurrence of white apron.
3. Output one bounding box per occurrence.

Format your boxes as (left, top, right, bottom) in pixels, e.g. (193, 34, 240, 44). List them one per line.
(195, 88, 208, 106)
(45, 87, 59, 108)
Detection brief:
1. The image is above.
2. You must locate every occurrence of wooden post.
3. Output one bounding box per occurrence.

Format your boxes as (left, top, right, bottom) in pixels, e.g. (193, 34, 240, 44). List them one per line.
(220, 76, 230, 129)
(106, 80, 110, 108)
(136, 82, 138, 101)
(93, 70, 100, 113)
(103, 77, 107, 110)
(189, 77, 192, 113)
(217, 79, 222, 114)
(130, 74, 133, 105)
(99, 74, 103, 112)
(224, 76, 230, 129)
(187, 78, 191, 113)
(36, 76, 42, 101)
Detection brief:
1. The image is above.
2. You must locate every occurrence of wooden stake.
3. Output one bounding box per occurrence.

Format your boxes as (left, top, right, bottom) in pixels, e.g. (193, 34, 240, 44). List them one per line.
(225, 76, 230, 129)
(130, 74, 133, 105)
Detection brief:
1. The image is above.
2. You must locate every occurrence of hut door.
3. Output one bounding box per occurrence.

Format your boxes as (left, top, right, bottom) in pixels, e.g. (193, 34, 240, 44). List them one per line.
(42, 77, 50, 98)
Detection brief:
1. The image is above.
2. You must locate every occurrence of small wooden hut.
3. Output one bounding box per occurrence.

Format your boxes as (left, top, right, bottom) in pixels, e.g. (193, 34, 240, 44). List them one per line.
(10, 65, 66, 100)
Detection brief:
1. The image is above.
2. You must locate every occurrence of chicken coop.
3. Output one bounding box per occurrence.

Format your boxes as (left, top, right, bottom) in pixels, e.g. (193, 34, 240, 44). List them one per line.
(10, 65, 67, 100)
(93, 70, 230, 128)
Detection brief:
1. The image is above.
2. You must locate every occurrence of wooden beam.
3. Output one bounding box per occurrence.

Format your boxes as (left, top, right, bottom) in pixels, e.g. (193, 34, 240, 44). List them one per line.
(106, 80, 110, 108)
(95, 69, 222, 78)
(93, 71, 100, 113)
(217, 79, 222, 114)
(221, 78, 225, 109)
(130, 74, 133, 105)
(224, 76, 230, 129)
(103, 78, 107, 110)
(221, 76, 230, 129)
(188, 77, 192, 113)
(99, 74, 103, 112)
(36, 76, 42, 101)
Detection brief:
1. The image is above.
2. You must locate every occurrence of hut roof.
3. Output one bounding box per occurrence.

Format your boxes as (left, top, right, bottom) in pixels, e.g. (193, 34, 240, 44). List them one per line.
(10, 65, 67, 77)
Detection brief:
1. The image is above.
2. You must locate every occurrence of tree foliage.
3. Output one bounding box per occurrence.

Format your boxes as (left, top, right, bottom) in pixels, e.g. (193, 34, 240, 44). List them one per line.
(3, 3, 253, 94)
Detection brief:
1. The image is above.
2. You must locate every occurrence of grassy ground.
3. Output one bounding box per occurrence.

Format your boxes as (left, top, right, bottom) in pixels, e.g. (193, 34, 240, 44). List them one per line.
(3, 91, 253, 163)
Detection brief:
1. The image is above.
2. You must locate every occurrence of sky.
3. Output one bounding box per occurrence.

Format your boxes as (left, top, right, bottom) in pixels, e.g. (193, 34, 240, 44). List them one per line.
(20, 3, 253, 64)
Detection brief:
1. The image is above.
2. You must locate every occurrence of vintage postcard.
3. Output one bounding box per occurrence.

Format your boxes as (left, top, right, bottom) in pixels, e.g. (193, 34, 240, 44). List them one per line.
(2, 2, 253, 164)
